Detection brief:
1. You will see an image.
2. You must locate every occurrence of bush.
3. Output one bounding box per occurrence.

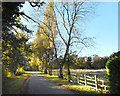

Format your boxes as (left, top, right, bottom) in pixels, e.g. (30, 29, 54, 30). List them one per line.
(106, 51, 120, 94)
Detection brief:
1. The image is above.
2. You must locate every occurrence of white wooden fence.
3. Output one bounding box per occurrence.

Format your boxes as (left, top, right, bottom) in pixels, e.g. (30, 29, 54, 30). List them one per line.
(52, 70, 109, 93)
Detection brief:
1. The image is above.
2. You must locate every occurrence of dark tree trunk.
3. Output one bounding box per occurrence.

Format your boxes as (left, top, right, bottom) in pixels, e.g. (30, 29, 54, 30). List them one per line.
(67, 62, 71, 83)
(59, 64, 63, 79)
(14, 70, 16, 75)
(50, 64, 52, 75)
(48, 64, 52, 75)
(44, 68, 47, 74)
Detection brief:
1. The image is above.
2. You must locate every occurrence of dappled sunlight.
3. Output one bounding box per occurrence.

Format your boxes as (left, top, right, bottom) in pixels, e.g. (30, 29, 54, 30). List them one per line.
(61, 85, 97, 93)
(40, 72, 105, 94)
(50, 86, 64, 89)
(30, 74, 41, 77)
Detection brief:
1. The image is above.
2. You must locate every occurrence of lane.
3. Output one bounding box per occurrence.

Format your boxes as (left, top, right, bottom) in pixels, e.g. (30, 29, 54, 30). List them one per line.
(21, 72, 77, 94)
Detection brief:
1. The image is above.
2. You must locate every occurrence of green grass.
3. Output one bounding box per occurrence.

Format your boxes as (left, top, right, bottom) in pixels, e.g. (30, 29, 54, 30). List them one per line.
(41, 72, 109, 94)
(2, 72, 30, 94)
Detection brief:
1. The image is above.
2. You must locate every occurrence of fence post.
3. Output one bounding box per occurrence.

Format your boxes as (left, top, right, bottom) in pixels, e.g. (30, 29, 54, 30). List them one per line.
(102, 80, 104, 86)
(77, 74, 79, 84)
(84, 74, 87, 86)
(55, 70, 57, 76)
(95, 75, 98, 91)
(54, 71, 55, 76)
(57, 70, 58, 76)
(52, 71, 53, 76)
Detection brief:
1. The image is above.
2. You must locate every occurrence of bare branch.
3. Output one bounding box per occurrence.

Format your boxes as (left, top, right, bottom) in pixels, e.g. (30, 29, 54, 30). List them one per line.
(29, 2, 45, 7)
(52, 5, 67, 46)
(63, 3, 70, 26)
(55, 4, 69, 35)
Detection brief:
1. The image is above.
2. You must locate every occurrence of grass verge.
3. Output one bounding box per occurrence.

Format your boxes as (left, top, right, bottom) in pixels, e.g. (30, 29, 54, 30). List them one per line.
(2, 72, 30, 94)
(40, 72, 109, 94)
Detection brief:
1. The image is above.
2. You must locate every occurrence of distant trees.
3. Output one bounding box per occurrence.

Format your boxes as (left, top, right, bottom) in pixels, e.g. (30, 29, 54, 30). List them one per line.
(91, 55, 109, 69)
(67, 55, 108, 69)
(85, 57, 92, 69)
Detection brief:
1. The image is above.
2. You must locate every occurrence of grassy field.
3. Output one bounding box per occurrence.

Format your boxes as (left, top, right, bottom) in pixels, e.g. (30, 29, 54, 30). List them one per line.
(2, 72, 30, 94)
(53, 69, 107, 82)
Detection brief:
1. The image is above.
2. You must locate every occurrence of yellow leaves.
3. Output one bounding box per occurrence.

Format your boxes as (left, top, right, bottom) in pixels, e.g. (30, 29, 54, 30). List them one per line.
(7, 72, 12, 77)
(16, 65, 24, 73)
(65, 22, 68, 25)
(7, 43, 11, 47)
(52, 24, 56, 29)
(3, 50, 9, 54)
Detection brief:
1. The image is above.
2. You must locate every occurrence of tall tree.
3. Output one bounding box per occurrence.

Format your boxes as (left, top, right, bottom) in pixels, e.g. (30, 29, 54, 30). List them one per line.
(36, 2, 59, 75)
(51, 1, 95, 81)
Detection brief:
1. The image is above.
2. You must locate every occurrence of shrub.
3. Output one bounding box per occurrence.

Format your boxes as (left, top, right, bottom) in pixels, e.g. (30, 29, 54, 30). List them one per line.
(106, 51, 120, 94)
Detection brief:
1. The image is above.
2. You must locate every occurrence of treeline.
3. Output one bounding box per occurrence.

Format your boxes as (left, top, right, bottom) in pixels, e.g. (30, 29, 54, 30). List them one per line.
(73, 55, 109, 69)
(28, 53, 109, 71)
(56, 55, 109, 69)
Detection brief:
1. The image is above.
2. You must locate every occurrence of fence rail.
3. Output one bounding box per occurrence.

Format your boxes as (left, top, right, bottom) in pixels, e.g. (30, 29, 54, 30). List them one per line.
(51, 70, 109, 93)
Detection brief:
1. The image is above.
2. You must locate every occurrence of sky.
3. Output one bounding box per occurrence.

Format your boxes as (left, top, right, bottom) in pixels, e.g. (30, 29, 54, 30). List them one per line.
(20, 1, 118, 57)
(79, 2, 118, 57)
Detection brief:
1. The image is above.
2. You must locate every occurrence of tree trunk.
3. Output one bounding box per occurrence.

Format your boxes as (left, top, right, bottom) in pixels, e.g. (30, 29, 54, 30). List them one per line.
(44, 68, 47, 74)
(50, 64, 52, 75)
(41, 66, 43, 72)
(14, 70, 16, 75)
(48, 63, 52, 75)
(59, 64, 63, 79)
(67, 63, 71, 83)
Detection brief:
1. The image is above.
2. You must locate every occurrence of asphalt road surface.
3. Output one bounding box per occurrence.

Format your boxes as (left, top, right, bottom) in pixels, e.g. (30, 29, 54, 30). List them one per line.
(21, 72, 77, 95)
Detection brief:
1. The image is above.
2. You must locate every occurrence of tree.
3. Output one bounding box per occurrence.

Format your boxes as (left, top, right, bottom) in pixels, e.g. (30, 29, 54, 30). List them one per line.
(51, 1, 95, 82)
(86, 56, 92, 69)
(91, 55, 108, 69)
(41, 2, 57, 74)
(35, 2, 59, 75)
(2, 2, 45, 76)
(100, 57, 109, 68)
(91, 55, 101, 69)
(106, 51, 120, 94)
(2, 32, 29, 76)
